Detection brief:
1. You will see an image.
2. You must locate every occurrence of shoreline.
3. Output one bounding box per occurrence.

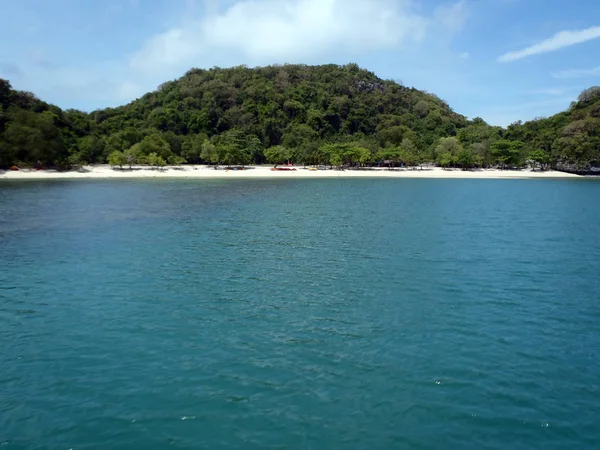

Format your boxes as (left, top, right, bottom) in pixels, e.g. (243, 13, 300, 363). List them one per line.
(0, 165, 584, 180)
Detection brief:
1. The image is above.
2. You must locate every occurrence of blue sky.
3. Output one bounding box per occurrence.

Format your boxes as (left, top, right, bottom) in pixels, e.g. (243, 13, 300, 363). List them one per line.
(1, 0, 599, 126)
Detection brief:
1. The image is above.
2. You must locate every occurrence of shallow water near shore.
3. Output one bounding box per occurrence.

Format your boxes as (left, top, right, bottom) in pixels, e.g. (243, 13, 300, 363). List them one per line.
(1, 178, 600, 449)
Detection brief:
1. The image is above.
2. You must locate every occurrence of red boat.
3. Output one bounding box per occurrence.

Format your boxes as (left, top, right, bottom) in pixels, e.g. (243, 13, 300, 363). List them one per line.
(271, 164, 297, 171)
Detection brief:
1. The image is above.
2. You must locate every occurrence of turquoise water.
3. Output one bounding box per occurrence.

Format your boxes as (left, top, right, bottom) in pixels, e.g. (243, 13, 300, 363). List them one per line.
(1, 178, 600, 449)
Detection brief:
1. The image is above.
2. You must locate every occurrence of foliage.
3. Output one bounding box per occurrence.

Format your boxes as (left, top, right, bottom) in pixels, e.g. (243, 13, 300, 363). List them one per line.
(503, 89, 600, 171)
(200, 139, 219, 165)
(1, 70, 599, 171)
(528, 149, 551, 171)
(435, 137, 463, 167)
(319, 143, 371, 167)
(264, 145, 292, 167)
(108, 150, 127, 169)
(212, 129, 256, 166)
(146, 152, 166, 168)
(124, 144, 143, 168)
(491, 140, 523, 169)
(168, 154, 186, 166)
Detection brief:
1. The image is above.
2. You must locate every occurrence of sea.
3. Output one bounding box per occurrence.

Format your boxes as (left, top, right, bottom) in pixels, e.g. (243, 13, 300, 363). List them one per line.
(1, 178, 599, 449)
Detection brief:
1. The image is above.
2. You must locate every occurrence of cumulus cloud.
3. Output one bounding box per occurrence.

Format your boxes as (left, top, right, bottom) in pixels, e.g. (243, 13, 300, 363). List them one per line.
(498, 26, 600, 63)
(552, 66, 600, 79)
(5, 0, 469, 110)
(130, 0, 466, 75)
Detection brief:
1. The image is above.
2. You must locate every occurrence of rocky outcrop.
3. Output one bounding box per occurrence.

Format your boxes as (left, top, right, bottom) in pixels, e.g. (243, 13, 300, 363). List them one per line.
(556, 163, 600, 175)
(357, 80, 385, 93)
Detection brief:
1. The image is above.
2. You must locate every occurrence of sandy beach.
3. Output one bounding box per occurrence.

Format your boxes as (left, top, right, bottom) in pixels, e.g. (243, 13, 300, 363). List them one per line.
(0, 165, 582, 180)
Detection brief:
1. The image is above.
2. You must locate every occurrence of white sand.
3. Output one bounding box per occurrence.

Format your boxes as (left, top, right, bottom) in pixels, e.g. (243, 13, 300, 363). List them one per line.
(0, 165, 582, 180)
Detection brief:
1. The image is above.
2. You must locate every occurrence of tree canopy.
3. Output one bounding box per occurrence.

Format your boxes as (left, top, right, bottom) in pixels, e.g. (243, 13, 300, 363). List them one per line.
(1, 66, 599, 172)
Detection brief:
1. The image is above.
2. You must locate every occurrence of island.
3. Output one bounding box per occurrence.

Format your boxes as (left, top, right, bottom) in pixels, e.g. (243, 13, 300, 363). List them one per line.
(1, 64, 599, 177)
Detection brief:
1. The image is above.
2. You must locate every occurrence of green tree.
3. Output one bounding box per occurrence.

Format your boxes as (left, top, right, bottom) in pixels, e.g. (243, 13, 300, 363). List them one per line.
(377, 125, 409, 147)
(400, 137, 420, 167)
(356, 146, 372, 166)
(528, 149, 551, 171)
(317, 143, 371, 168)
(138, 133, 172, 160)
(162, 131, 183, 156)
(319, 143, 341, 168)
(108, 150, 127, 169)
(0, 79, 11, 106)
(435, 137, 463, 167)
(491, 140, 523, 169)
(245, 134, 264, 164)
(168, 154, 186, 166)
(146, 152, 166, 169)
(200, 139, 219, 165)
(75, 135, 105, 163)
(125, 144, 143, 168)
(264, 145, 292, 167)
(470, 142, 492, 168)
(329, 150, 343, 167)
(438, 152, 456, 168)
(181, 133, 207, 163)
(456, 148, 477, 170)
(212, 129, 252, 167)
(2, 122, 41, 166)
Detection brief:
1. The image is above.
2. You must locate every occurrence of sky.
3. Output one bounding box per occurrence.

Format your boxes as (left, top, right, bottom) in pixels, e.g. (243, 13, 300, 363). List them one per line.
(1, 0, 599, 126)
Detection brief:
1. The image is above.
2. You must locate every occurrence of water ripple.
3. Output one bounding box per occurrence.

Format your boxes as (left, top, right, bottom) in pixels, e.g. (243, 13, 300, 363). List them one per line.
(1, 179, 600, 449)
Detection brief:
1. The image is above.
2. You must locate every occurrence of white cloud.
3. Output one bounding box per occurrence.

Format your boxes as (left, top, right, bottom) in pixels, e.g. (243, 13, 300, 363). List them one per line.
(434, 0, 468, 33)
(130, 0, 467, 75)
(458, 52, 469, 59)
(498, 26, 600, 63)
(5, 0, 469, 110)
(552, 66, 600, 79)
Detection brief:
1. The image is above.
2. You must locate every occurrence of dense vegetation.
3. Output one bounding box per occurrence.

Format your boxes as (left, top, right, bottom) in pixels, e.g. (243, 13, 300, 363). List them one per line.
(1, 65, 599, 171)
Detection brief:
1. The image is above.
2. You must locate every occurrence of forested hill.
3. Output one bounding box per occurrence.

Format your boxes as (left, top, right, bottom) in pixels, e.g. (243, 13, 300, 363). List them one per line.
(502, 87, 600, 172)
(1, 64, 599, 171)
